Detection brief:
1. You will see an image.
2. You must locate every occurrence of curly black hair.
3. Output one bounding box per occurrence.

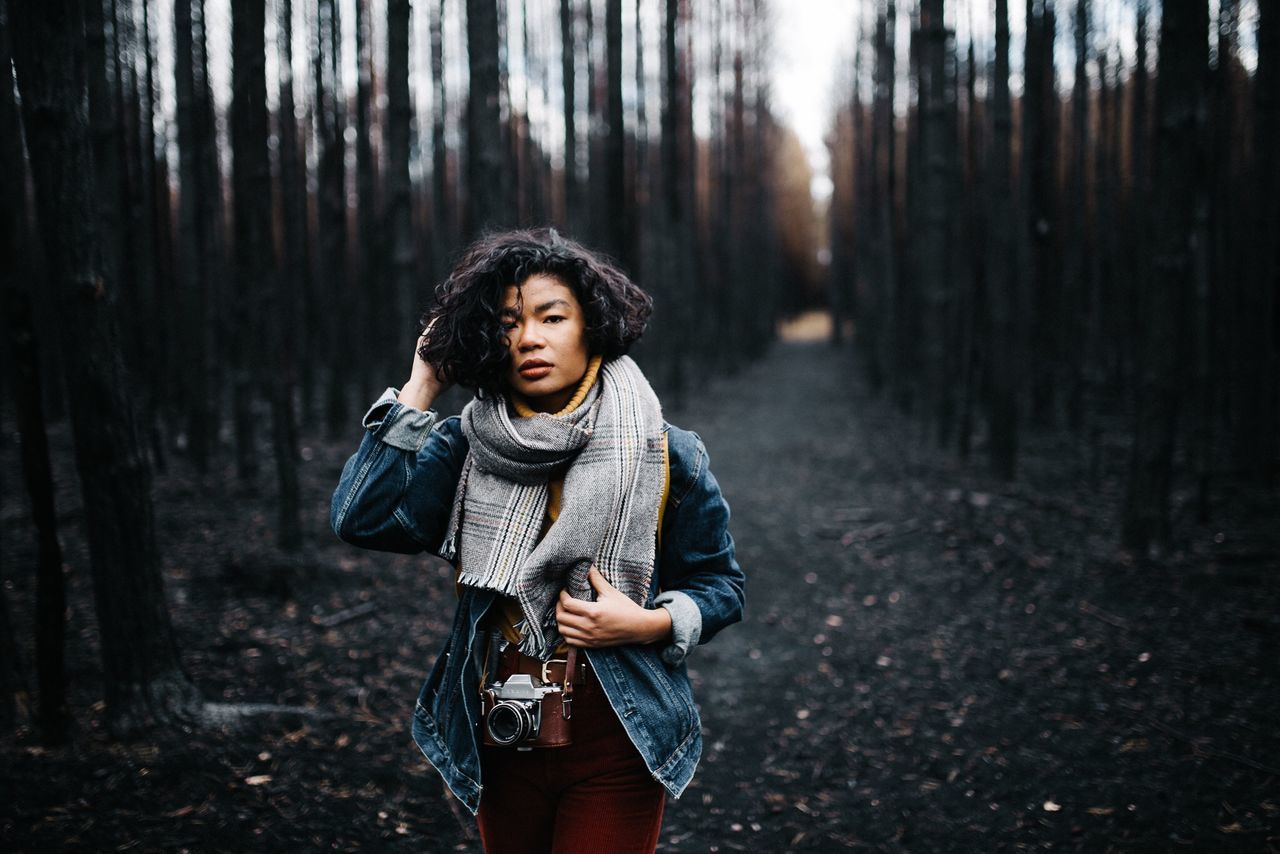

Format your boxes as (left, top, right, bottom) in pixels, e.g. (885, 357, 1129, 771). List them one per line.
(418, 227, 653, 395)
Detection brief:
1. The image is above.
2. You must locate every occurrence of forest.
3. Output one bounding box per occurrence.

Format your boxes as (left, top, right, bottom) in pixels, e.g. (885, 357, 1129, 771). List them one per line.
(2, 0, 1277, 850)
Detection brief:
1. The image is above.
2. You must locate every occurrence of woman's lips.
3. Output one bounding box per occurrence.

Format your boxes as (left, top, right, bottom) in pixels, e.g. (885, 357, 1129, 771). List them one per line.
(518, 365, 553, 380)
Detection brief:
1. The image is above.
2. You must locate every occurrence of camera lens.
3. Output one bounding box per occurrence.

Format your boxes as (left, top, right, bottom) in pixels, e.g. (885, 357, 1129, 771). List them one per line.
(488, 702, 535, 745)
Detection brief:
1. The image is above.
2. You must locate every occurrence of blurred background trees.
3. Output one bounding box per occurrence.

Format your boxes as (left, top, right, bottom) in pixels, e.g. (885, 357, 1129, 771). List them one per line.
(827, 0, 1277, 555)
(1, 0, 795, 736)
(1, 0, 1277, 737)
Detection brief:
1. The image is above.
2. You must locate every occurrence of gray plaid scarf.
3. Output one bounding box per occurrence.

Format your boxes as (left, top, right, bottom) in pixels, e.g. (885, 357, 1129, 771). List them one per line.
(440, 355, 665, 660)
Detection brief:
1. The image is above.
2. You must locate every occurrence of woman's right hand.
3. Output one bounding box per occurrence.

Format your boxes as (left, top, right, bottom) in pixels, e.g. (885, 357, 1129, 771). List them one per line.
(398, 323, 451, 411)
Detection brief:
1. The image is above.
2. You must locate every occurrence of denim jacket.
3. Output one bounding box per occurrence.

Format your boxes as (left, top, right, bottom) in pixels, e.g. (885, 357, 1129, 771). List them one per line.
(329, 390, 745, 816)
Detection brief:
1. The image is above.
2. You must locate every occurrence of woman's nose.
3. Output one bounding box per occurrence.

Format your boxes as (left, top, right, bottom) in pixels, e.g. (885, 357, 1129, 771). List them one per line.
(517, 321, 545, 350)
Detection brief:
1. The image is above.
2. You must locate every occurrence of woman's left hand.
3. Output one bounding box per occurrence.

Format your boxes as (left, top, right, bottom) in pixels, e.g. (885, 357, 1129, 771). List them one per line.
(556, 567, 673, 648)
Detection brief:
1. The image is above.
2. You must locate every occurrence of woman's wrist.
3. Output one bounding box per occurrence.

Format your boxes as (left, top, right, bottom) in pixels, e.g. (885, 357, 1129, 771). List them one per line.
(641, 606, 673, 645)
(397, 381, 438, 412)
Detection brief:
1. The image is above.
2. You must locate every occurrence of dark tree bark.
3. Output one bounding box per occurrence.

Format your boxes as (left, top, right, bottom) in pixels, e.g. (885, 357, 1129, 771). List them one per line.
(1239, 0, 1279, 482)
(232, 0, 300, 550)
(1065, 0, 1091, 432)
(174, 0, 222, 473)
(515, 0, 533, 224)
(1, 287, 67, 743)
(430, 0, 450, 278)
(985, 0, 1018, 479)
(386, 0, 417, 360)
(466, 0, 510, 235)
(276, 0, 308, 405)
(316, 0, 349, 435)
(604, 0, 633, 273)
(868, 0, 898, 393)
(1130, 1, 1149, 207)
(10, 0, 202, 734)
(1022, 0, 1060, 427)
(84, 0, 124, 313)
(132, 0, 167, 473)
(916, 0, 951, 442)
(1122, 0, 1208, 552)
(0, 2, 66, 739)
(353, 0, 379, 381)
(657, 0, 695, 403)
(229, 0, 262, 482)
(634, 0, 650, 239)
(560, 0, 580, 230)
(955, 36, 983, 462)
(585, 0, 603, 244)
(0, 579, 22, 732)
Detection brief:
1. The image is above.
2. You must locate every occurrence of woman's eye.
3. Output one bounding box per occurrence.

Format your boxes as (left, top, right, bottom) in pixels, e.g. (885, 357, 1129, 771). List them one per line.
(545, 316, 564, 324)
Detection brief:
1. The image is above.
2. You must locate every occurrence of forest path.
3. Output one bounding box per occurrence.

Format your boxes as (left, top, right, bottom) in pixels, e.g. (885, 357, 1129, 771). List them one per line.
(4, 334, 1274, 853)
(656, 338, 1279, 851)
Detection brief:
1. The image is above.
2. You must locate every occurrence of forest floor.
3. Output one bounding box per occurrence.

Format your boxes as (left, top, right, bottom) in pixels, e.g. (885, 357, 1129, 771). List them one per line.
(2, 332, 1279, 853)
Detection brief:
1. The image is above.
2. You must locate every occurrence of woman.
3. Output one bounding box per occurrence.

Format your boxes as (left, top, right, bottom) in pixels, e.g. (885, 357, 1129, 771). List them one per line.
(331, 228, 744, 852)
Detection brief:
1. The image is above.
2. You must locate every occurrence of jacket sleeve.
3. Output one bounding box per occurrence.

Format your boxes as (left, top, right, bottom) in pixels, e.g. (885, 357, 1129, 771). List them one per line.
(329, 388, 467, 556)
(653, 430, 745, 665)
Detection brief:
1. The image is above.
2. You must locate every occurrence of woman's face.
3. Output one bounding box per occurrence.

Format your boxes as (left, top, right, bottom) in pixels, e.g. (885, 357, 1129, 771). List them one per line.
(500, 274, 591, 413)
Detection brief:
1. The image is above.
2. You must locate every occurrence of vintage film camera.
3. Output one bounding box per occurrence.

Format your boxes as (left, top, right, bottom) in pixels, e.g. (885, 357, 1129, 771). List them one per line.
(481, 667, 573, 749)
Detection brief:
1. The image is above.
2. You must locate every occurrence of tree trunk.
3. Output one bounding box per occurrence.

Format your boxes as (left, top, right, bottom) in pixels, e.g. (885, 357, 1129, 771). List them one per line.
(233, 0, 300, 550)
(560, 0, 580, 230)
(917, 0, 951, 443)
(658, 0, 693, 404)
(386, 0, 417, 358)
(0, 8, 66, 738)
(1239, 0, 1279, 482)
(134, 0, 167, 474)
(174, 0, 220, 473)
(1022, 0, 1060, 427)
(354, 0, 379, 382)
(985, 0, 1018, 479)
(1064, 0, 1091, 433)
(430, 0, 450, 277)
(1, 285, 68, 743)
(230, 0, 262, 482)
(1122, 0, 1207, 553)
(316, 0, 349, 435)
(10, 0, 203, 734)
(871, 1, 898, 394)
(605, 0, 633, 273)
(276, 0, 308, 415)
(466, 0, 509, 236)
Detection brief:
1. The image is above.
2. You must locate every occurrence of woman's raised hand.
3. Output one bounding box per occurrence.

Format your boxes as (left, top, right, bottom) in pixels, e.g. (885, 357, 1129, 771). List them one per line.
(398, 322, 452, 411)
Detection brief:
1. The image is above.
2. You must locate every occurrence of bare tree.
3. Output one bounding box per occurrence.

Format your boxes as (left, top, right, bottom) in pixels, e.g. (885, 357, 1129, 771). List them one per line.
(174, 0, 223, 473)
(1122, 0, 1208, 552)
(10, 0, 203, 734)
(985, 0, 1018, 479)
(466, 0, 510, 235)
(386, 0, 417, 359)
(0, 0, 67, 740)
(316, 0, 349, 434)
(605, 0, 634, 272)
(561, 0, 580, 231)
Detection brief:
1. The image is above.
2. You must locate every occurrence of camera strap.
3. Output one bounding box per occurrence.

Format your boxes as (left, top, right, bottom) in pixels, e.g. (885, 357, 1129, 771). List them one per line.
(480, 627, 502, 693)
(561, 646, 577, 720)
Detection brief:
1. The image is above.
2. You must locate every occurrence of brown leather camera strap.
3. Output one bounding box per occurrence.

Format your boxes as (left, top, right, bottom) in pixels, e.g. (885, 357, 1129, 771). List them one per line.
(492, 643, 587, 685)
(561, 646, 576, 720)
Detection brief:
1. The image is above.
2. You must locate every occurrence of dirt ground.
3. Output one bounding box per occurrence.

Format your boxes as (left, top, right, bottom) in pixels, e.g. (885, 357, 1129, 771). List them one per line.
(3, 338, 1278, 852)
